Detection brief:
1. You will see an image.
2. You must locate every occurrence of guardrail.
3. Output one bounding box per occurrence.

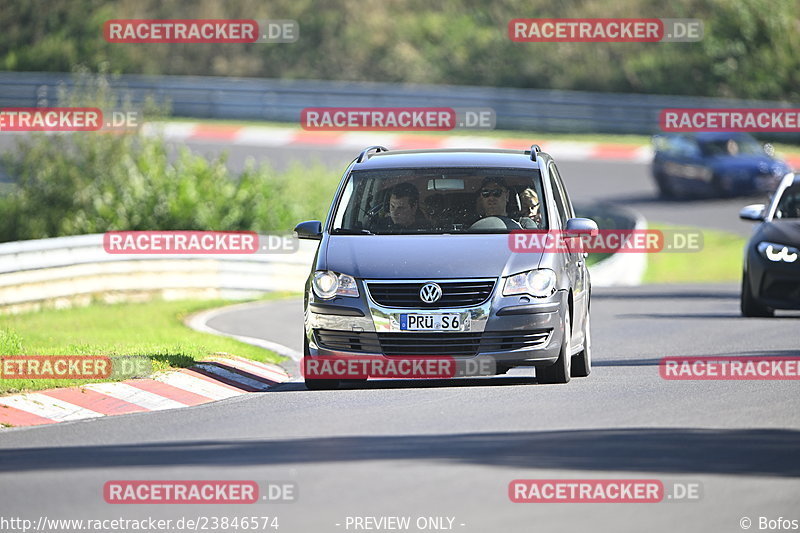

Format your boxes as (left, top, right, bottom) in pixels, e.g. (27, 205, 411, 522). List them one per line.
(0, 234, 316, 313)
(1, 72, 798, 138)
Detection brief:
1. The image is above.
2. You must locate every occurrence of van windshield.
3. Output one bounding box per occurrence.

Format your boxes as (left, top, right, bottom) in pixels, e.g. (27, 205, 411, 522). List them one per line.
(330, 167, 547, 234)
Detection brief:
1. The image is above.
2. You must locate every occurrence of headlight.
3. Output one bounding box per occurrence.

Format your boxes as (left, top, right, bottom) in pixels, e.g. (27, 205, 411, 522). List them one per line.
(503, 269, 557, 298)
(758, 242, 799, 263)
(312, 271, 359, 299)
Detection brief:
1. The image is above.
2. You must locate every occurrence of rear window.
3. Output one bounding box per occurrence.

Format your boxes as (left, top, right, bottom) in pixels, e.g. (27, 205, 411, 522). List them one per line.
(330, 167, 547, 234)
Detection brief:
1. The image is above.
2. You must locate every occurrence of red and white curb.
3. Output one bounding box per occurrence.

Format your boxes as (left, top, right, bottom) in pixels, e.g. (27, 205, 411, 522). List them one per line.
(145, 122, 800, 168)
(143, 122, 656, 163)
(0, 355, 289, 428)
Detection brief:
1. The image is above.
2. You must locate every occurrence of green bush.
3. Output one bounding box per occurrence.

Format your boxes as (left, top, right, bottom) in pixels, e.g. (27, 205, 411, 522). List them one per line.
(0, 70, 340, 242)
(0, 131, 340, 241)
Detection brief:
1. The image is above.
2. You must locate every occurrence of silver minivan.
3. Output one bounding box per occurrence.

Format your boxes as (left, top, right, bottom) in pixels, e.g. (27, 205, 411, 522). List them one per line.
(295, 145, 597, 389)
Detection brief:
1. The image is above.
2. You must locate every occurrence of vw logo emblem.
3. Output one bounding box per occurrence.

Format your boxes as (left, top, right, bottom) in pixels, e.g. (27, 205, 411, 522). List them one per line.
(419, 283, 442, 303)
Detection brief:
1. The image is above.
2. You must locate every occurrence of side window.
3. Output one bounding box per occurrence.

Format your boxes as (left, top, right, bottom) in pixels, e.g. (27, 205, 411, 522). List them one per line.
(775, 186, 800, 219)
(548, 166, 568, 229)
(333, 178, 355, 229)
(551, 165, 575, 219)
(674, 137, 701, 158)
(548, 164, 572, 228)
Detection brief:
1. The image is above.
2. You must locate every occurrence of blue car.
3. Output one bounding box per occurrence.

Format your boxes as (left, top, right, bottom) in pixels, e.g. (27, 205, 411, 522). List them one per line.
(651, 132, 790, 199)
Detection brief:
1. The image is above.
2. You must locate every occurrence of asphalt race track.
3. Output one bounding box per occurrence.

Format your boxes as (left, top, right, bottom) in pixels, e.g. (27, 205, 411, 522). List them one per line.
(1, 285, 799, 532)
(1, 136, 798, 533)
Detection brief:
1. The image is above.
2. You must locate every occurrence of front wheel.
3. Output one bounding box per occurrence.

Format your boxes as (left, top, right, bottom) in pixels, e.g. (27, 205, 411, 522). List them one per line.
(571, 312, 592, 377)
(655, 172, 677, 199)
(304, 378, 341, 391)
(741, 273, 773, 317)
(538, 311, 571, 384)
(303, 336, 341, 390)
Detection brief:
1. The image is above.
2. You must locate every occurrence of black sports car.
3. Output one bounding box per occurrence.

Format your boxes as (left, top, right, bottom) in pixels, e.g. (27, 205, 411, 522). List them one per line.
(740, 172, 800, 316)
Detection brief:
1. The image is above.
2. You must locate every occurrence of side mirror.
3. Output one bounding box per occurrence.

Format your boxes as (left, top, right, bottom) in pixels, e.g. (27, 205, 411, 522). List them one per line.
(565, 217, 599, 237)
(739, 204, 765, 222)
(294, 220, 323, 240)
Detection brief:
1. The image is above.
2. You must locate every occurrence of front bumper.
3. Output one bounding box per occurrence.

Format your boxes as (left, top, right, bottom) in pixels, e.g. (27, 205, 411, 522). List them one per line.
(304, 280, 567, 373)
(748, 252, 800, 310)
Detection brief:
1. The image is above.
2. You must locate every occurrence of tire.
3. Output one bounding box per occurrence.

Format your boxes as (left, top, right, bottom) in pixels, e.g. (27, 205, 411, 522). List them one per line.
(538, 310, 571, 384)
(571, 312, 592, 378)
(304, 378, 341, 391)
(654, 172, 676, 199)
(302, 336, 341, 390)
(740, 272, 773, 317)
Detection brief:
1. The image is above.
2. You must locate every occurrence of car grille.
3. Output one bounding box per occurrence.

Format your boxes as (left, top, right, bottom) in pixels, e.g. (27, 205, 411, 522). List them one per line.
(314, 329, 550, 356)
(314, 330, 382, 353)
(366, 280, 496, 308)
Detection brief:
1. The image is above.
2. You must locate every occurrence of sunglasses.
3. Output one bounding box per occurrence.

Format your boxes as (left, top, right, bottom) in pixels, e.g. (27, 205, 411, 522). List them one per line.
(480, 189, 504, 198)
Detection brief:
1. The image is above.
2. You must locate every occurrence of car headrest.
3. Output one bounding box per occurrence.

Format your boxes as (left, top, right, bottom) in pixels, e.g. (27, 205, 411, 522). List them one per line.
(509, 189, 521, 213)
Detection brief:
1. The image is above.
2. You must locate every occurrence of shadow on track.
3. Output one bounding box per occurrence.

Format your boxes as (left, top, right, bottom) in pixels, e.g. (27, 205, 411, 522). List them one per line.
(593, 349, 800, 367)
(596, 291, 739, 300)
(3, 428, 799, 477)
(616, 312, 800, 319)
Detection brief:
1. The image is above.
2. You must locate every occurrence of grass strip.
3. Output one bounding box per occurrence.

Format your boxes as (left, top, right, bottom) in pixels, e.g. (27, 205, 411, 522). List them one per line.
(643, 223, 746, 284)
(0, 294, 297, 395)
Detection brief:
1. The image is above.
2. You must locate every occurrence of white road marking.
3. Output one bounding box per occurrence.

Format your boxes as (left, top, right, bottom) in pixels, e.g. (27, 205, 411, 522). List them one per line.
(193, 364, 272, 391)
(85, 382, 187, 410)
(153, 371, 243, 401)
(0, 393, 103, 422)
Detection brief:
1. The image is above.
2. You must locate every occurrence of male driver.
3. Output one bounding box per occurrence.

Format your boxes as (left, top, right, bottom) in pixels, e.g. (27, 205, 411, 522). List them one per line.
(371, 182, 429, 230)
(474, 176, 525, 230)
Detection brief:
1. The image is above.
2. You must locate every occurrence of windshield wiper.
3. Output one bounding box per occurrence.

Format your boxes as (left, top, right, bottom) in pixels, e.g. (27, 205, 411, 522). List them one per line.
(331, 228, 373, 235)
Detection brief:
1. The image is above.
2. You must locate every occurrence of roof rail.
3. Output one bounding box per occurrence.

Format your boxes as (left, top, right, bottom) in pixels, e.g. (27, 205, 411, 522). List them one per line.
(356, 145, 389, 163)
(529, 144, 541, 162)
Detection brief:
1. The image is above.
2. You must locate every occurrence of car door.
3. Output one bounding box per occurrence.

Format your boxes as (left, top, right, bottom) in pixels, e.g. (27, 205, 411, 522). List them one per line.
(671, 136, 708, 185)
(549, 163, 587, 348)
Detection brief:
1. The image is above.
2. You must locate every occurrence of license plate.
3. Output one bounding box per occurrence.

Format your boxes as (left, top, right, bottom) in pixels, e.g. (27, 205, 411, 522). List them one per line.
(399, 313, 469, 331)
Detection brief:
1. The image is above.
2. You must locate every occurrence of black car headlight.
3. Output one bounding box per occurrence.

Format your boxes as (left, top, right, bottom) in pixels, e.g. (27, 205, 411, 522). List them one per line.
(312, 271, 360, 299)
(757, 242, 799, 263)
(503, 269, 557, 298)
